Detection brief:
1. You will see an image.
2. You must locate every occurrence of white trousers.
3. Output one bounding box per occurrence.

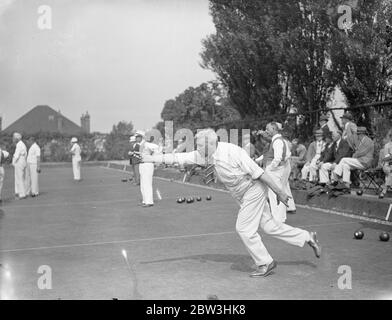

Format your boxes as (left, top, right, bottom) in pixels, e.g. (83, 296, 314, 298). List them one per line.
(236, 181, 310, 266)
(319, 163, 335, 184)
(72, 157, 81, 180)
(0, 167, 4, 200)
(139, 162, 154, 205)
(333, 158, 365, 183)
(266, 162, 296, 223)
(14, 162, 26, 197)
(25, 163, 39, 195)
(301, 157, 319, 181)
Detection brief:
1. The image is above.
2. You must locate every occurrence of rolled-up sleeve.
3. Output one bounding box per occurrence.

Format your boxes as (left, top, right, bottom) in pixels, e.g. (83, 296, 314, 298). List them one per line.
(235, 147, 264, 179)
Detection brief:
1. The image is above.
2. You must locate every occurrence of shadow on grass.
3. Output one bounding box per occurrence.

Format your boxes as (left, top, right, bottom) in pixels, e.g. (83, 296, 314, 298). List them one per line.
(140, 254, 317, 273)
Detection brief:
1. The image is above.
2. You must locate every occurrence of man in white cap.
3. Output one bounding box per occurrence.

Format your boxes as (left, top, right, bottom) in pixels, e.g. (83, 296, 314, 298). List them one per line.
(137, 130, 160, 207)
(12, 132, 27, 199)
(0, 145, 10, 204)
(25, 136, 41, 197)
(142, 128, 321, 277)
(70, 137, 82, 181)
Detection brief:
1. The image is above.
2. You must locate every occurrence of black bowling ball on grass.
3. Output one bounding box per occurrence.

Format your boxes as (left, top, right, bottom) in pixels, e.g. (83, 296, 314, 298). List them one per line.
(379, 232, 390, 242)
(356, 190, 363, 196)
(206, 195, 212, 201)
(354, 231, 364, 240)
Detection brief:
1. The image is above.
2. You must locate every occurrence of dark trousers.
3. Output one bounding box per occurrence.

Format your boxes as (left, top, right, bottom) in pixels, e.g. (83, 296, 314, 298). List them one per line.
(132, 163, 140, 185)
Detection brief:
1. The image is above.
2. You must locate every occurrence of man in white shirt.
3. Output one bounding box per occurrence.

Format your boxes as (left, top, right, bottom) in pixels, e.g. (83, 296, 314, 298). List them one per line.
(25, 137, 41, 197)
(301, 129, 325, 182)
(70, 137, 82, 181)
(0, 146, 10, 204)
(264, 122, 296, 223)
(12, 132, 27, 199)
(137, 131, 160, 207)
(142, 129, 321, 278)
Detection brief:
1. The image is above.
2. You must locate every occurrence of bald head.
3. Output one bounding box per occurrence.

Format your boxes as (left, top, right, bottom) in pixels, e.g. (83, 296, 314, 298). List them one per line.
(195, 128, 218, 159)
(13, 132, 22, 143)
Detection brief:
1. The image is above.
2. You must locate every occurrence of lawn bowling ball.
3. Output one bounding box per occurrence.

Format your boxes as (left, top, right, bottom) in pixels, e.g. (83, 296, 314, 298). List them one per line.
(379, 193, 385, 199)
(206, 195, 212, 201)
(207, 294, 219, 300)
(186, 198, 193, 203)
(177, 198, 184, 204)
(354, 231, 364, 240)
(196, 197, 202, 201)
(356, 190, 363, 196)
(121, 178, 127, 182)
(379, 232, 390, 242)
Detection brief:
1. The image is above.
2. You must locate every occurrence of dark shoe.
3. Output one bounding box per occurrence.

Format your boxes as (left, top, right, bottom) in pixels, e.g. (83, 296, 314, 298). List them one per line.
(287, 210, 296, 214)
(308, 232, 322, 258)
(142, 204, 154, 208)
(249, 260, 277, 278)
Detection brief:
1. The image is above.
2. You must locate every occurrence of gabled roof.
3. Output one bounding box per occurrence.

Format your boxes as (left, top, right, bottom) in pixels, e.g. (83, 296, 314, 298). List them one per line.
(3, 105, 82, 135)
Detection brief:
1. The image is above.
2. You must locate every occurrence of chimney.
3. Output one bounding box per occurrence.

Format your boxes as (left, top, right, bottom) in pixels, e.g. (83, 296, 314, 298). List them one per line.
(81, 111, 90, 134)
(57, 110, 63, 133)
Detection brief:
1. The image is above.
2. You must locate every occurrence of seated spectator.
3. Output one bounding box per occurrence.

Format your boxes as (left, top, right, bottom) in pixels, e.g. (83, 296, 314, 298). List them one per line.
(301, 129, 325, 182)
(379, 133, 392, 197)
(290, 138, 307, 180)
(319, 130, 352, 185)
(242, 133, 260, 160)
(319, 114, 331, 140)
(332, 127, 374, 188)
(341, 111, 358, 150)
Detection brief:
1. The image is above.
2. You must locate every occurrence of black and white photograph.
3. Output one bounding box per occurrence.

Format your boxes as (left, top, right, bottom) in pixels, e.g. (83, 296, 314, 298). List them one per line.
(0, 0, 391, 304)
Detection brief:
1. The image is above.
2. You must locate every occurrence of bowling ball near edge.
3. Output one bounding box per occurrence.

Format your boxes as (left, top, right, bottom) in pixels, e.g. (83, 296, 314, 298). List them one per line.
(379, 232, 390, 242)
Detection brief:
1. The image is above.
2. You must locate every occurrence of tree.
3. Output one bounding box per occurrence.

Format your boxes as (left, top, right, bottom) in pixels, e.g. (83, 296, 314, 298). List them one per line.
(160, 81, 241, 132)
(329, 0, 392, 128)
(104, 121, 134, 160)
(200, 0, 392, 138)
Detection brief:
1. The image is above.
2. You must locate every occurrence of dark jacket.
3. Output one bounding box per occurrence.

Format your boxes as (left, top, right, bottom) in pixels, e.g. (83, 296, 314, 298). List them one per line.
(320, 124, 331, 140)
(320, 143, 335, 163)
(333, 139, 352, 164)
(130, 142, 141, 165)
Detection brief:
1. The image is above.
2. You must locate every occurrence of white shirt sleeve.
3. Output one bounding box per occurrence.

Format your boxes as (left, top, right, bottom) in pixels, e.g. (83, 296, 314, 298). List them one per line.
(145, 151, 201, 166)
(270, 139, 284, 169)
(2, 150, 9, 158)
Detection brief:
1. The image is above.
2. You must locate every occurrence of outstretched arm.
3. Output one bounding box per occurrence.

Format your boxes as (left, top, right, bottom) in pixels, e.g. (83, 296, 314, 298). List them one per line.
(142, 151, 201, 166)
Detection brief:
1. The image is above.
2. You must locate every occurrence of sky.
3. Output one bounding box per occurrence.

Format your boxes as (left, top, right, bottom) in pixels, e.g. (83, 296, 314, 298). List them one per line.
(0, 0, 216, 133)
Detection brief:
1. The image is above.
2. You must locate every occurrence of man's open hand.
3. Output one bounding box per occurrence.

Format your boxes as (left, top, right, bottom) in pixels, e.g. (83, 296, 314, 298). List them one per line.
(277, 192, 291, 207)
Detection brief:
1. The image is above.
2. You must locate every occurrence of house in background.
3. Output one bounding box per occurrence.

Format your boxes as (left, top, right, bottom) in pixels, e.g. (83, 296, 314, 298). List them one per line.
(1, 105, 91, 135)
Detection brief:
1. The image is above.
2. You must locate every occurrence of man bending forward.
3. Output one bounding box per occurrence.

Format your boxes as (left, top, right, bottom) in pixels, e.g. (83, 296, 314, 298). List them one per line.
(142, 129, 321, 278)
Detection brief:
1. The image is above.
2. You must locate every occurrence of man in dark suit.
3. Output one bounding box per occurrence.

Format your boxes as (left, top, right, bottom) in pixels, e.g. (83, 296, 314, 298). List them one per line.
(319, 130, 352, 185)
(128, 135, 141, 185)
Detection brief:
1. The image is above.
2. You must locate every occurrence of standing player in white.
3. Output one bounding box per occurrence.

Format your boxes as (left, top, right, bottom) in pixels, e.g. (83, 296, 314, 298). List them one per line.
(70, 137, 82, 181)
(12, 132, 27, 200)
(0, 146, 10, 204)
(137, 131, 160, 207)
(264, 122, 296, 223)
(25, 137, 41, 197)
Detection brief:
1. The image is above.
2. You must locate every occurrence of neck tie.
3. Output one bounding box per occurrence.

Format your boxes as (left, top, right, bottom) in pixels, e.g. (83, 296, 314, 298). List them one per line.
(203, 164, 215, 185)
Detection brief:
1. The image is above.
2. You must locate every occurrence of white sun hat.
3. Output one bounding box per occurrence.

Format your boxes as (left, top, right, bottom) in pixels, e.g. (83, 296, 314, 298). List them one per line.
(71, 137, 78, 143)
